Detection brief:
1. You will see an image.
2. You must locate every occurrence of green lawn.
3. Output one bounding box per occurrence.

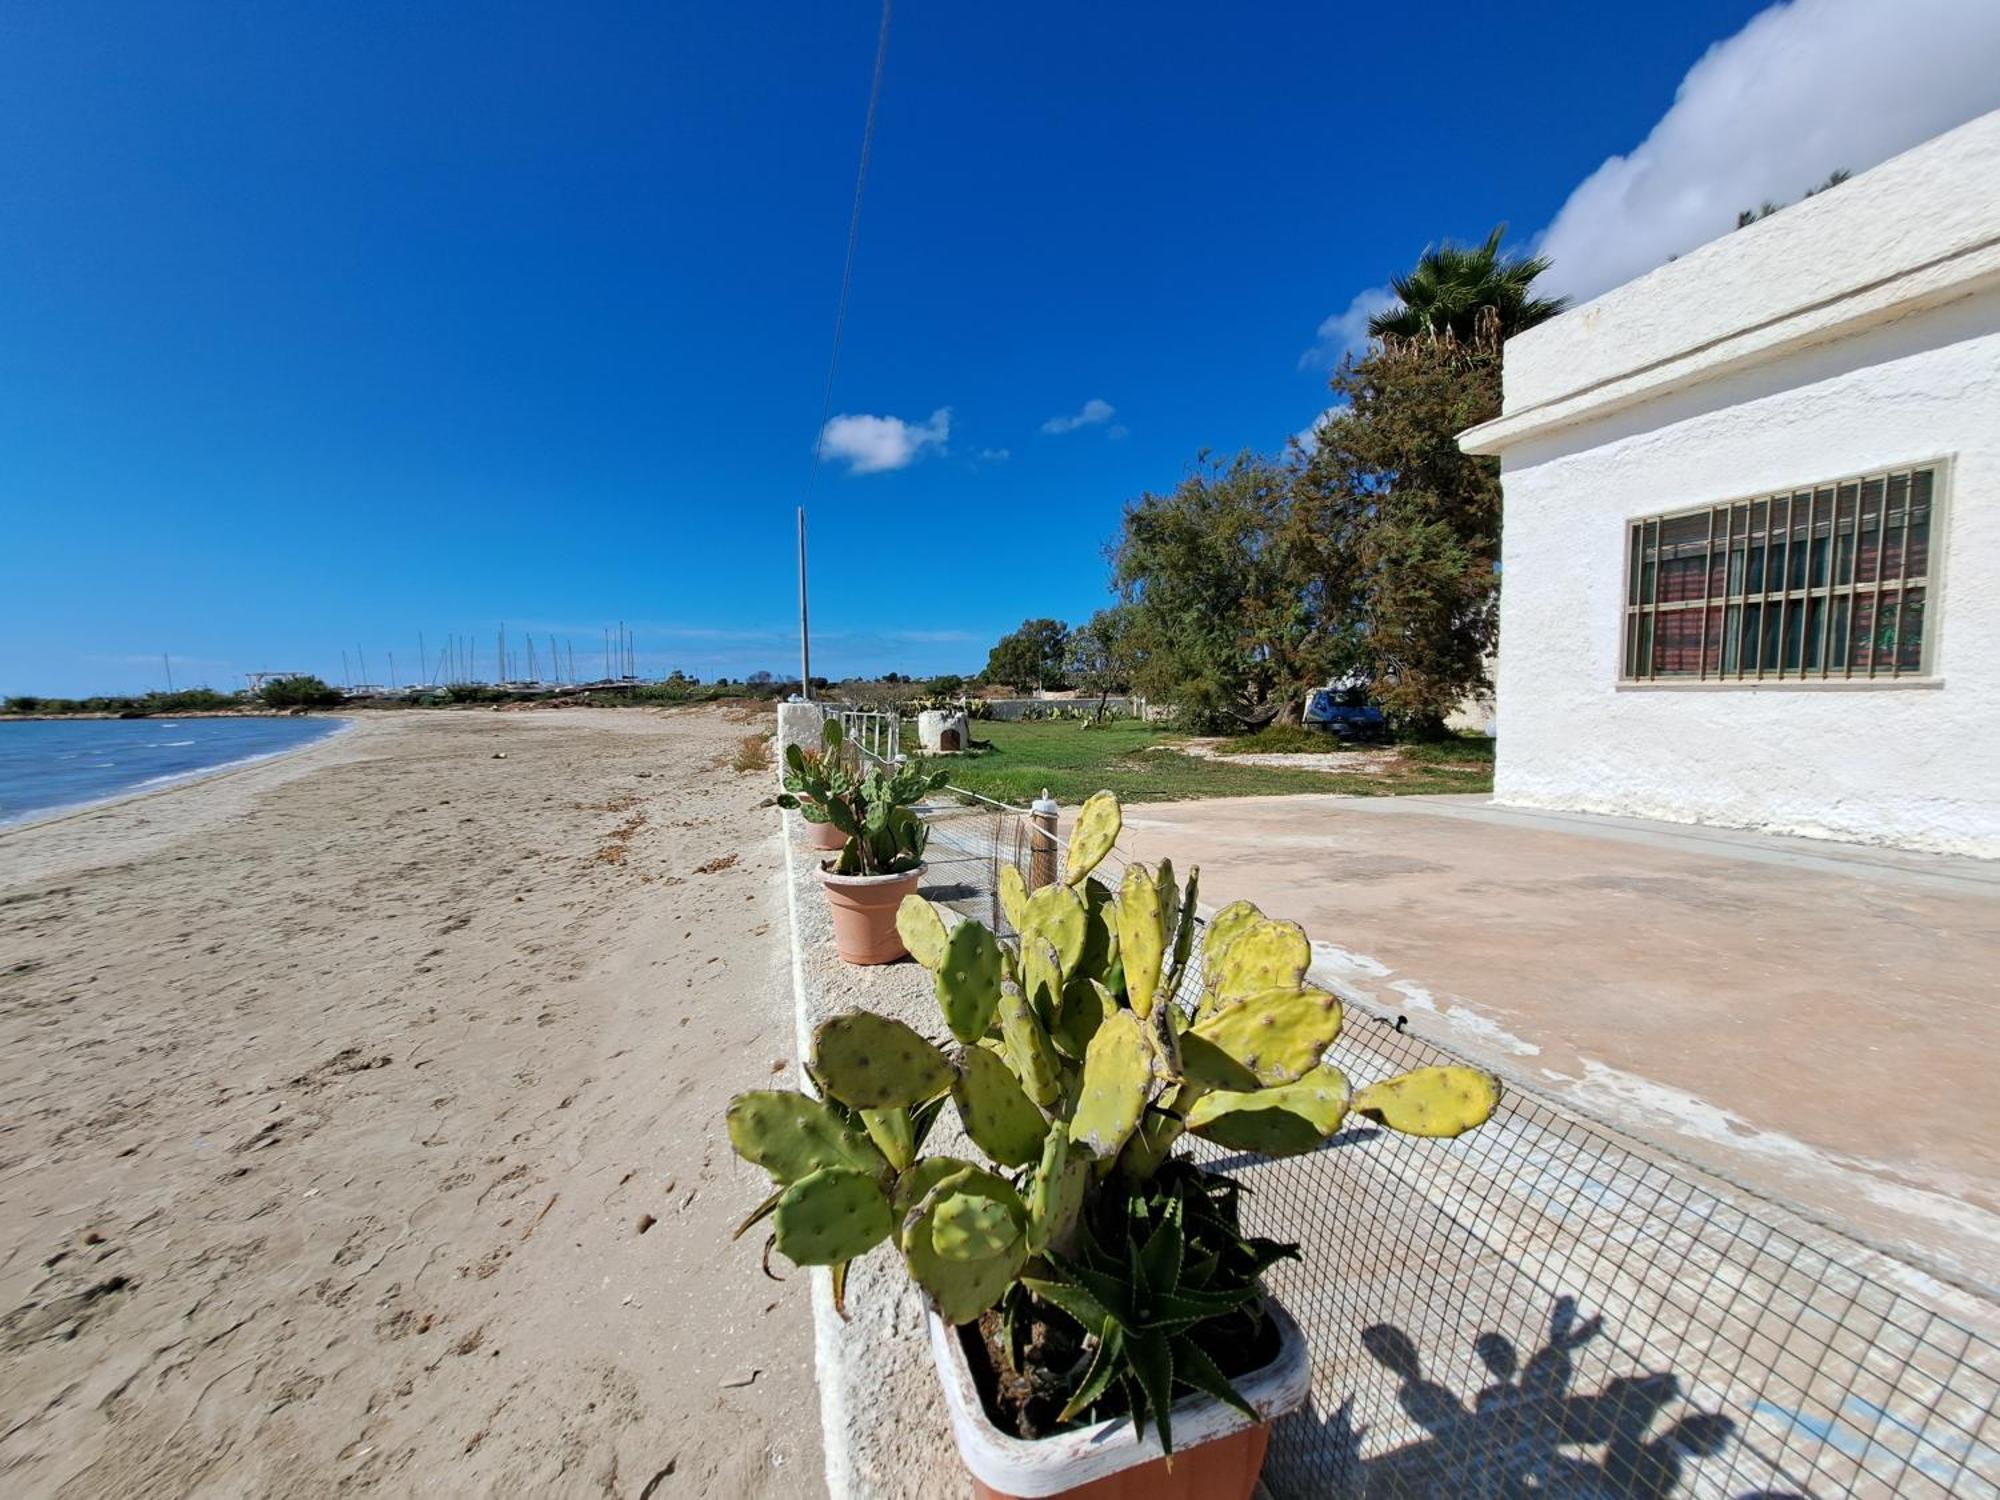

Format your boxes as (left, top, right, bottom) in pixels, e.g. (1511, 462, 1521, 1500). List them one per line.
(923, 718, 1494, 807)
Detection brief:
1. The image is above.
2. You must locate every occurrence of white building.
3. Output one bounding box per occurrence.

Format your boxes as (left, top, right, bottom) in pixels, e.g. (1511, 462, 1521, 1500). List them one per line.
(1460, 111, 2000, 859)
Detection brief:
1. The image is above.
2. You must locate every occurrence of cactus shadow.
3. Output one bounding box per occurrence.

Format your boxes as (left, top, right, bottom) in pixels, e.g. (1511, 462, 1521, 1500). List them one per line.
(1205, 1126, 1384, 1175)
(1278, 1295, 1802, 1500)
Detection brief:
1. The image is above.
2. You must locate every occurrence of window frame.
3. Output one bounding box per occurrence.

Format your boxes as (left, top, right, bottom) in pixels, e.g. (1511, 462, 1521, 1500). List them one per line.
(1616, 458, 1949, 689)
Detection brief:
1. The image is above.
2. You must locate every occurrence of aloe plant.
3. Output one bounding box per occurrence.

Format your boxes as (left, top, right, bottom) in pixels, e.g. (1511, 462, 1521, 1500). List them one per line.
(729, 789, 1502, 1451)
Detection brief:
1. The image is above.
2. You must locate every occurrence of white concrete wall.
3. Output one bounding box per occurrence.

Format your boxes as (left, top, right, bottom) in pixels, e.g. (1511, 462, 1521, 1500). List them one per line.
(1497, 112, 2000, 422)
(1465, 111, 2000, 858)
(1492, 285, 2000, 856)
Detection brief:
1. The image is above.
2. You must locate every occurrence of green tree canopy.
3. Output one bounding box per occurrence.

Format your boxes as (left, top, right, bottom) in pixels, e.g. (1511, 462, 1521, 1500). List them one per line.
(261, 674, 342, 709)
(1110, 453, 1318, 732)
(1367, 225, 1565, 343)
(1064, 606, 1136, 715)
(983, 618, 1071, 690)
(1289, 331, 1505, 730)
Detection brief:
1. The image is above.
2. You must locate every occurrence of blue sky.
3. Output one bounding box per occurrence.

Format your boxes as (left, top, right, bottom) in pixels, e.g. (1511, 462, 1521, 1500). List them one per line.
(5, 0, 1996, 694)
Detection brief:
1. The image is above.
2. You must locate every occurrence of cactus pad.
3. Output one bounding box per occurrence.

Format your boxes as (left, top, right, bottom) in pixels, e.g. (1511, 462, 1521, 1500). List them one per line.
(726, 1090, 887, 1184)
(1187, 1064, 1352, 1157)
(998, 863, 1029, 934)
(1077, 876, 1120, 982)
(1117, 863, 1166, 1018)
(1191, 987, 1344, 1085)
(951, 1044, 1049, 1167)
(1068, 1009, 1153, 1162)
(1021, 936, 1064, 1030)
(772, 1166, 894, 1266)
(998, 980, 1064, 1109)
(1063, 791, 1122, 885)
(903, 1166, 1028, 1324)
(1052, 975, 1114, 1060)
(891, 1155, 978, 1247)
(1209, 918, 1312, 1008)
(1026, 1124, 1088, 1255)
(859, 1107, 915, 1173)
(1021, 883, 1087, 975)
(1352, 1066, 1502, 1138)
(935, 920, 1003, 1043)
(812, 1012, 954, 1109)
(895, 895, 950, 972)
(932, 1191, 1024, 1262)
(1168, 866, 1200, 986)
(1203, 899, 1264, 972)
(1174, 1032, 1259, 1092)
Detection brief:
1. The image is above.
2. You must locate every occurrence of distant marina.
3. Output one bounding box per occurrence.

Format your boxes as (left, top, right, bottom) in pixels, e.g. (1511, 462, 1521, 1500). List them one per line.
(0, 717, 345, 828)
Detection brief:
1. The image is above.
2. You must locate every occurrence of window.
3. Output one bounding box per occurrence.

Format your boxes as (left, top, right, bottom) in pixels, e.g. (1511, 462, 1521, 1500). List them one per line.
(1621, 466, 1937, 682)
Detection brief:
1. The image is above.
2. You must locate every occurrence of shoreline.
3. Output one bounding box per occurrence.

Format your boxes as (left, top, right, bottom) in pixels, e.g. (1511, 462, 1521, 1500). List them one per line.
(0, 715, 358, 838)
(0, 707, 819, 1494)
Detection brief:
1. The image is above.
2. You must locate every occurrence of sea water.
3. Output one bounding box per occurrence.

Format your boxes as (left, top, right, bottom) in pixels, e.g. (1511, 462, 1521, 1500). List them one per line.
(0, 717, 344, 827)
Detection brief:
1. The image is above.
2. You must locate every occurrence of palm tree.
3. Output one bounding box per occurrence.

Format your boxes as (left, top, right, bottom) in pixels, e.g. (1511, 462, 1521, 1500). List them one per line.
(1367, 225, 1566, 343)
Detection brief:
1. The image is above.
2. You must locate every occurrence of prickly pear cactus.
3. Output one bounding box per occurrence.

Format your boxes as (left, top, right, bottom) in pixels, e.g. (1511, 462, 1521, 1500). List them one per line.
(935, 920, 1002, 1043)
(1063, 790, 1121, 885)
(726, 1091, 886, 1184)
(998, 863, 1029, 934)
(904, 1166, 1028, 1324)
(951, 1043, 1048, 1167)
(1352, 1065, 1502, 1138)
(895, 895, 950, 972)
(932, 1190, 1023, 1262)
(773, 1166, 894, 1265)
(1191, 986, 1344, 1085)
(1068, 1008, 1152, 1161)
(1117, 863, 1165, 1018)
(1021, 883, 1087, 975)
(997, 979, 1063, 1110)
(1186, 1064, 1352, 1156)
(812, 1011, 953, 1109)
(1207, 917, 1312, 1010)
(724, 789, 1505, 1357)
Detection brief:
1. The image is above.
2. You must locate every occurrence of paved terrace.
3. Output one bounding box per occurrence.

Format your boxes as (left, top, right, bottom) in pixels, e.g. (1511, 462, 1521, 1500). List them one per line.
(1096, 794, 2000, 1299)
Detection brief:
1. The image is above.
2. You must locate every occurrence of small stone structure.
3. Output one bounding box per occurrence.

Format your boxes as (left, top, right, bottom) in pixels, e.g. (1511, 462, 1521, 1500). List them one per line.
(916, 709, 968, 753)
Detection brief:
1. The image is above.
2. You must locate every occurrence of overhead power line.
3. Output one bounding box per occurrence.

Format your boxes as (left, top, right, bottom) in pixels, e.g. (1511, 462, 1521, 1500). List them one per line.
(804, 0, 894, 498)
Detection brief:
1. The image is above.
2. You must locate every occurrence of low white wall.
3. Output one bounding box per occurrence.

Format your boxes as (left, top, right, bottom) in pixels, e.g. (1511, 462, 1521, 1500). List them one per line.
(1492, 287, 2000, 857)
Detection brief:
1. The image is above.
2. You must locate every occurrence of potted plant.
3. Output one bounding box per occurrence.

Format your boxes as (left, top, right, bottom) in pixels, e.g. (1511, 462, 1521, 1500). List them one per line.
(728, 792, 1501, 1496)
(777, 718, 949, 964)
(782, 732, 853, 851)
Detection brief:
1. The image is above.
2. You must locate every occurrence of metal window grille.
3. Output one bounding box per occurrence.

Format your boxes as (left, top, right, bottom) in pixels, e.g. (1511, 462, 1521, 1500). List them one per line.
(1623, 466, 1937, 683)
(913, 788, 2000, 1499)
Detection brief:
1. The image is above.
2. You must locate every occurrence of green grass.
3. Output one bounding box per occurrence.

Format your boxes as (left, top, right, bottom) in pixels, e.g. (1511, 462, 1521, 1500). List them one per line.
(928, 719, 1495, 807)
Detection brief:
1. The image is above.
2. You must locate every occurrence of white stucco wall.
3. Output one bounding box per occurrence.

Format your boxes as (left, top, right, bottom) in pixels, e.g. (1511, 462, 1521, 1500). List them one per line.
(1464, 112, 2000, 858)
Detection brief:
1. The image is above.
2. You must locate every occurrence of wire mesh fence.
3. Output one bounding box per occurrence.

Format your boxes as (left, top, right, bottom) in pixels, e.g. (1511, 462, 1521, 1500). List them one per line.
(911, 787, 2000, 1500)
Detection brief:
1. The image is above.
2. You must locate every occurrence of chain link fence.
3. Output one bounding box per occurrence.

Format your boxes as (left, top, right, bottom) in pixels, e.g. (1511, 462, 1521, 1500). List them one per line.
(911, 786, 2000, 1500)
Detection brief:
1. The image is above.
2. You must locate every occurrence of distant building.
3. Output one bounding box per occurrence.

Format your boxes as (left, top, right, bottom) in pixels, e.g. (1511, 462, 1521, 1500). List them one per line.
(1460, 111, 1999, 857)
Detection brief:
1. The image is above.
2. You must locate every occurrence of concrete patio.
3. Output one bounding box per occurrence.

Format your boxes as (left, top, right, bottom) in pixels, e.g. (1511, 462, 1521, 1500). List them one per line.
(1102, 794, 2000, 1298)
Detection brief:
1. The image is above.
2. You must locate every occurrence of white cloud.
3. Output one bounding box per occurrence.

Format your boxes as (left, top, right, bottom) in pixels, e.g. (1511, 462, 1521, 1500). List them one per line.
(1536, 0, 2000, 303)
(975, 447, 1010, 463)
(818, 407, 951, 474)
(1041, 398, 1116, 434)
(1299, 285, 1397, 370)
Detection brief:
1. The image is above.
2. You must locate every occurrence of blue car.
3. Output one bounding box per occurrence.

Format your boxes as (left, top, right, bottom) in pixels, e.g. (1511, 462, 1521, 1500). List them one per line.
(1303, 686, 1387, 740)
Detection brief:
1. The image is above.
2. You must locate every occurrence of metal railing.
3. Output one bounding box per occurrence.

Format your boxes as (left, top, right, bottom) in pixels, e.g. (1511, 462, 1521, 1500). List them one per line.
(912, 790, 2000, 1499)
(830, 706, 901, 767)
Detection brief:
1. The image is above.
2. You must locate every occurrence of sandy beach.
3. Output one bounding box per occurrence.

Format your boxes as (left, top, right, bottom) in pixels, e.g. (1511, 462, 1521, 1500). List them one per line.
(0, 707, 819, 1497)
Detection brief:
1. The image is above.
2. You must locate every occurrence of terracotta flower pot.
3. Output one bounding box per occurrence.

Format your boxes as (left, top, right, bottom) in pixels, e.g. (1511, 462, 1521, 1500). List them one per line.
(805, 816, 847, 852)
(819, 864, 925, 964)
(928, 1300, 1309, 1500)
